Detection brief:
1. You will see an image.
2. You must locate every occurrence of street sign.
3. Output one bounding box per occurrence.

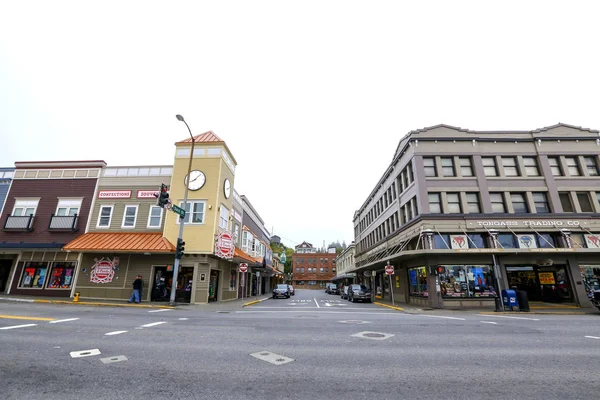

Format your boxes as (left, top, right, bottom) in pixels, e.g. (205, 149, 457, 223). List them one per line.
(385, 264, 394, 275)
(171, 204, 186, 218)
(239, 263, 248, 273)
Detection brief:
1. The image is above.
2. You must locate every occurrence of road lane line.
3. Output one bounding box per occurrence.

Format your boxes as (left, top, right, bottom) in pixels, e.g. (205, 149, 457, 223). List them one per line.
(0, 315, 55, 321)
(105, 330, 128, 336)
(178, 318, 189, 320)
(585, 336, 600, 340)
(140, 321, 168, 328)
(0, 323, 38, 330)
(314, 298, 320, 308)
(148, 309, 172, 313)
(416, 315, 466, 321)
(481, 321, 498, 325)
(49, 318, 80, 324)
(478, 314, 540, 321)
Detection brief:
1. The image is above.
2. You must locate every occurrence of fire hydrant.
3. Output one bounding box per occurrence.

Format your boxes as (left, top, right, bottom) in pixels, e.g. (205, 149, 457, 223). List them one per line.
(73, 292, 80, 302)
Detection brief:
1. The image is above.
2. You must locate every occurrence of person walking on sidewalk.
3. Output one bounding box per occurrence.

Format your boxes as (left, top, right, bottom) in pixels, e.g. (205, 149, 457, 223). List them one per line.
(128, 275, 143, 303)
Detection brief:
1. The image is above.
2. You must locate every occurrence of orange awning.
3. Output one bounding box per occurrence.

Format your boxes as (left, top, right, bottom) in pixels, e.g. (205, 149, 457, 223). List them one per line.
(63, 232, 176, 253)
(234, 247, 258, 263)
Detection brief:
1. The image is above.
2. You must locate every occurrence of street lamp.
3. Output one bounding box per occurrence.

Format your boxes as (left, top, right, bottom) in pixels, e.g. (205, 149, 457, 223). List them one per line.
(171, 114, 196, 306)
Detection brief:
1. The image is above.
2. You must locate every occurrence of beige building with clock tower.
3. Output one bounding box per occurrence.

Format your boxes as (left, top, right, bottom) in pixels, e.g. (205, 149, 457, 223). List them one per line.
(163, 131, 239, 303)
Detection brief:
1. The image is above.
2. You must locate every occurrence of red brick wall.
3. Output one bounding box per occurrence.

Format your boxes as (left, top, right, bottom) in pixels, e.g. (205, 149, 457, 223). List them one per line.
(292, 252, 337, 287)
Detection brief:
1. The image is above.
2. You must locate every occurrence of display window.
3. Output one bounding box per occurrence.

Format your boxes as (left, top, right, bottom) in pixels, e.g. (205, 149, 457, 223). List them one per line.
(409, 266, 428, 297)
(46, 262, 76, 289)
(19, 262, 48, 288)
(438, 265, 496, 298)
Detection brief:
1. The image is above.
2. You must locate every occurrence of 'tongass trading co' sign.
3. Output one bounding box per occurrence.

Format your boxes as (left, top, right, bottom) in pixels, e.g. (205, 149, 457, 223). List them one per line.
(470, 220, 587, 227)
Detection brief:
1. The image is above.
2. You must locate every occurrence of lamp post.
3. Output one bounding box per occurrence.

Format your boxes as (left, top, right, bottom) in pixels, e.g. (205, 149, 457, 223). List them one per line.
(171, 114, 196, 306)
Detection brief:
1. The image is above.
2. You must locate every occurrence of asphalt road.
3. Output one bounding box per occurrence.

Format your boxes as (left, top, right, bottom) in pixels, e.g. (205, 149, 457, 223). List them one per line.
(2, 289, 600, 400)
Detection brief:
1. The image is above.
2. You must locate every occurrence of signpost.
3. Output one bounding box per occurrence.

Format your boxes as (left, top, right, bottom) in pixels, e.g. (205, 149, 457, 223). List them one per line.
(385, 261, 395, 306)
(171, 204, 186, 218)
(239, 263, 248, 305)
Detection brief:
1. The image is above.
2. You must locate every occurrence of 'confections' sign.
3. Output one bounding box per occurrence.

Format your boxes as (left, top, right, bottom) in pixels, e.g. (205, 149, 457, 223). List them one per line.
(98, 190, 131, 199)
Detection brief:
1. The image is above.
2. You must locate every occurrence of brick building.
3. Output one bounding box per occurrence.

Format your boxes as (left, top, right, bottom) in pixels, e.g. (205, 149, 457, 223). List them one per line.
(292, 241, 337, 289)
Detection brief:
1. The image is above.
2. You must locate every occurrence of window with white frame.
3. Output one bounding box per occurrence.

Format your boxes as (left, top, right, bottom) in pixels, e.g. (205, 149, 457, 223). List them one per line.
(56, 198, 82, 216)
(122, 205, 138, 228)
(12, 199, 39, 216)
(234, 224, 240, 243)
(219, 205, 229, 230)
(252, 238, 259, 257)
(242, 231, 250, 253)
(179, 201, 206, 224)
(97, 205, 113, 227)
(147, 206, 163, 228)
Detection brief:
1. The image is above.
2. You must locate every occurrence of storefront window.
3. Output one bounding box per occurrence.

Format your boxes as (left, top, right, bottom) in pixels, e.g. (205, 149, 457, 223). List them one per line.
(438, 265, 497, 298)
(537, 233, 556, 249)
(46, 262, 76, 289)
(19, 262, 48, 288)
(408, 266, 428, 297)
(580, 265, 600, 292)
(433, 234, 449, 249)
(468, 234, 486, 249)
(497, 234, 516, 248)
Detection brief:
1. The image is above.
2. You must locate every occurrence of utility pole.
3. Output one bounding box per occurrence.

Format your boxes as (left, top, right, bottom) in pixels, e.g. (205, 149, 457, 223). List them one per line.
(170, 114, 196, 306)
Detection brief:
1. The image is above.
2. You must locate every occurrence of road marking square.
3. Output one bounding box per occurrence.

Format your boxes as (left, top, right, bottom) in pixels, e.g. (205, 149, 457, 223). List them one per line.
(101, 355, 128, 364)
(351, 331, 395, 340)
(250, 351, 294, 365)
(70, 349, 101, 358)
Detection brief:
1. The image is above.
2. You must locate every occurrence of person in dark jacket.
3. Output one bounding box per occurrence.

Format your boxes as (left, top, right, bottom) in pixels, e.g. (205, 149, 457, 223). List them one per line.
(128, 275, 143, 303)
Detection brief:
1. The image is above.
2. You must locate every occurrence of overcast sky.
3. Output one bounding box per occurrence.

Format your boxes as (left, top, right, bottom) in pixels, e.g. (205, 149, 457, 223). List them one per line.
(1, 1, 599, 249)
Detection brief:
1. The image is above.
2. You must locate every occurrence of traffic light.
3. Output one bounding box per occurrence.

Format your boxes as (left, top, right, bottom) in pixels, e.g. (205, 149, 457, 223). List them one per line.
(155, 183, 170, 208)
(175, 238, 185, 259)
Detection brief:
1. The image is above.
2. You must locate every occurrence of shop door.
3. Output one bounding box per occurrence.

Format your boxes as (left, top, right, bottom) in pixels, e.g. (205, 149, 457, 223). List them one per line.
(209, 270, 219, 302)
(506, 265, 573, 303)
(151, 266, 194, 303)
(0, 260, 13, 292)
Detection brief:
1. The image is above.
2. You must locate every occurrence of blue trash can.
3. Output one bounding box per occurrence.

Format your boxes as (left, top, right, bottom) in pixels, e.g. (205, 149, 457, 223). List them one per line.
(501, 289, 518, 311)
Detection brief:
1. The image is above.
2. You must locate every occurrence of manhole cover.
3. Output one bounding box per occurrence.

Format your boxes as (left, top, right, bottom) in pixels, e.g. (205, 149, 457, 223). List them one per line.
(363, 333, 385, 338)
(350, 331, 395, 341)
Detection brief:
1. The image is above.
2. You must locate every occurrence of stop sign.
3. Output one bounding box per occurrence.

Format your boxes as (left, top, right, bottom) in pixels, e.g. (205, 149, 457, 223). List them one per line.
(239, 263, 248, 273)
(385, 264, 394, 275)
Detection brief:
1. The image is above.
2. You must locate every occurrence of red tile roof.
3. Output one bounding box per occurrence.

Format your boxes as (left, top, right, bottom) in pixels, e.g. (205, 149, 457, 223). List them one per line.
(63, 232, 176, 253)
(176, 131, 224, 144)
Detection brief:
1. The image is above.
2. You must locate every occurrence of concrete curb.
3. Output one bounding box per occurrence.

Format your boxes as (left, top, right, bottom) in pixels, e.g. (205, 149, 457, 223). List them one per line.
(373, 301, 404, 311)
(479, 311, 591, 316)
(0, 297, 174, 309)
(242, 297, 270, 307)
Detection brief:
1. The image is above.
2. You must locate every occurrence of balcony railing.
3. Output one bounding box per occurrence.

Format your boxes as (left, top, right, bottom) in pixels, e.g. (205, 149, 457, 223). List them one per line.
(3, 215, 35, 231)
(49, 214, 79, 231)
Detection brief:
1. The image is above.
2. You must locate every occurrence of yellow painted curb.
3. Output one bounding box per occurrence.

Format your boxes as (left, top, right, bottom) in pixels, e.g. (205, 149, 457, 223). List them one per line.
(0, 314, 56, 321)
(33, 300, 174, 309)
(243, 300, 260, 307)
(373, 302, 404, 311)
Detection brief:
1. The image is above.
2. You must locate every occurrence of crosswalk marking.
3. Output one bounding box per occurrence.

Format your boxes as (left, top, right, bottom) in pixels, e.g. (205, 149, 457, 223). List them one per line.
(105, 331, 128, 336)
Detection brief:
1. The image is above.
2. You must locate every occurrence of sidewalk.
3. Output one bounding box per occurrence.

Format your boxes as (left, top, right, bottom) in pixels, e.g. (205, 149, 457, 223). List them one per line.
(371, 296, 600, 315)
(0, 294, 271, 310)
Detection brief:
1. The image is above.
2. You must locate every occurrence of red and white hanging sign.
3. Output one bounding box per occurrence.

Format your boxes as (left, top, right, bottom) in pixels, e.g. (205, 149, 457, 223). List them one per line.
(90, 257, 120, 284)
(215, 231, 234, 259)
(98, 190, 132, 199)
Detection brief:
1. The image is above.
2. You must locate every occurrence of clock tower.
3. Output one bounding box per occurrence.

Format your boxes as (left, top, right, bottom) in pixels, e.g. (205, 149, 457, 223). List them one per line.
(164, 130, 237, 254)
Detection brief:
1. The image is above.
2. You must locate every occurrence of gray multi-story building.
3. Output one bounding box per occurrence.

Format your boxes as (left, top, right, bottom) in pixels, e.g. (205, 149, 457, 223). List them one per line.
(353, 123, 600, 310)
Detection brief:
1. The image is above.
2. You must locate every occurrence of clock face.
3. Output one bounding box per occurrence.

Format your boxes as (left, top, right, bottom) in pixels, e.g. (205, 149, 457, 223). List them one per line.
(223, 178, 231, 198)
(185, 170, 206, 191)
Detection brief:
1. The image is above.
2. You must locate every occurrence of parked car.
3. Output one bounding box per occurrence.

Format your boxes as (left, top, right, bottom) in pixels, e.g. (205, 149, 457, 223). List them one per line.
(326, 283, 339, 295)
(325, 283, 333, 293)
(340, 286, 349, 300)
(348, 284, 371, 302)
(288, 285, 295, 296)
(273, 284, 290, 299)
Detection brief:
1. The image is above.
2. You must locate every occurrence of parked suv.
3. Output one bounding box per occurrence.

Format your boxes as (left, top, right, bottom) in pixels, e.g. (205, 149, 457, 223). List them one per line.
(348, 284, 371, 302)
(326, 283, 339, 295)
(273, 284, 290, 299)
